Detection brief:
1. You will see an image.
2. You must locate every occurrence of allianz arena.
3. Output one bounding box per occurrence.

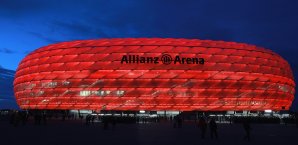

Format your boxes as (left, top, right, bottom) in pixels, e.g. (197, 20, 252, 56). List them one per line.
(13, 38, 295, 111)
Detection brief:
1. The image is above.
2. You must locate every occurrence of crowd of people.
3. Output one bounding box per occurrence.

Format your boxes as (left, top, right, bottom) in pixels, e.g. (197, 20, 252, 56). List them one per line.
(1, 110, 298, 141)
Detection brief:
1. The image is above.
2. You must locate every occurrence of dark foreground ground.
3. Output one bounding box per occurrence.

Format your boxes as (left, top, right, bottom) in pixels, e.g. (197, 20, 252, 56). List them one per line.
(1, 120, 298, 145)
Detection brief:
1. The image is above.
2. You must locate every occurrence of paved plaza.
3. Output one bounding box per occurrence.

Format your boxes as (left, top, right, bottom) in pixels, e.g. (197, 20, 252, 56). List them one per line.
(1, 119, 298, 145)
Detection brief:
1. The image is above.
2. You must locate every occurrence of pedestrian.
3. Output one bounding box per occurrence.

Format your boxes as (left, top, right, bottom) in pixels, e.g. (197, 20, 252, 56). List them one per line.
(177, 116, 182, 128)
(173, 116, 177, 128)
(243, 119, 251, 141)
(91, 115, 95, 125)
(85, 114, 91, 125)
(112, 116, 116, 129)
(209, 118, 218, 139)
(295, 114, 298, 128)
(198, 117, 207, 139)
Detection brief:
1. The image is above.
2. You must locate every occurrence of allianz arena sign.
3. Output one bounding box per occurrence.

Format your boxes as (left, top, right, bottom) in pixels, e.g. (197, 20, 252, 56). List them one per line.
(120, 54, 205, 65)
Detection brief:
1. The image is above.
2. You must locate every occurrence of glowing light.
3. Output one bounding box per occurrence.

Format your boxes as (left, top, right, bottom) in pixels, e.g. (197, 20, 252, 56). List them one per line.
(13, 38, 295, 111)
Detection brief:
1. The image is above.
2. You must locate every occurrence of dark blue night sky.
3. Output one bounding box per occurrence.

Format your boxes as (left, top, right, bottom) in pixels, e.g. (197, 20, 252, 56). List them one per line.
(0, 0, 297, 111)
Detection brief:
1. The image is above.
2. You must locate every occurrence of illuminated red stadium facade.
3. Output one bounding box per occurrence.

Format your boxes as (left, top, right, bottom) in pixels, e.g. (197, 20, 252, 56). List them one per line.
(14, 38, 295, 111)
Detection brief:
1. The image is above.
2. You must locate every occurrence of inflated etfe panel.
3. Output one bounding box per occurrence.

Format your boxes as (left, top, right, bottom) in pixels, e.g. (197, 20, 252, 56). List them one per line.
(14, 38, 295, 111)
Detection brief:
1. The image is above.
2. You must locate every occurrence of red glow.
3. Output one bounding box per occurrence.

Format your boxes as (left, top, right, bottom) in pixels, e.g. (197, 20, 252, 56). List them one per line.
(13, 38, 295, 111)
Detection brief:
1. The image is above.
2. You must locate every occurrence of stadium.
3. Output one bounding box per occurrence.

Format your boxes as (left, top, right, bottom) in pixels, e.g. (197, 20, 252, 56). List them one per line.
(13, 38, 295, 114)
